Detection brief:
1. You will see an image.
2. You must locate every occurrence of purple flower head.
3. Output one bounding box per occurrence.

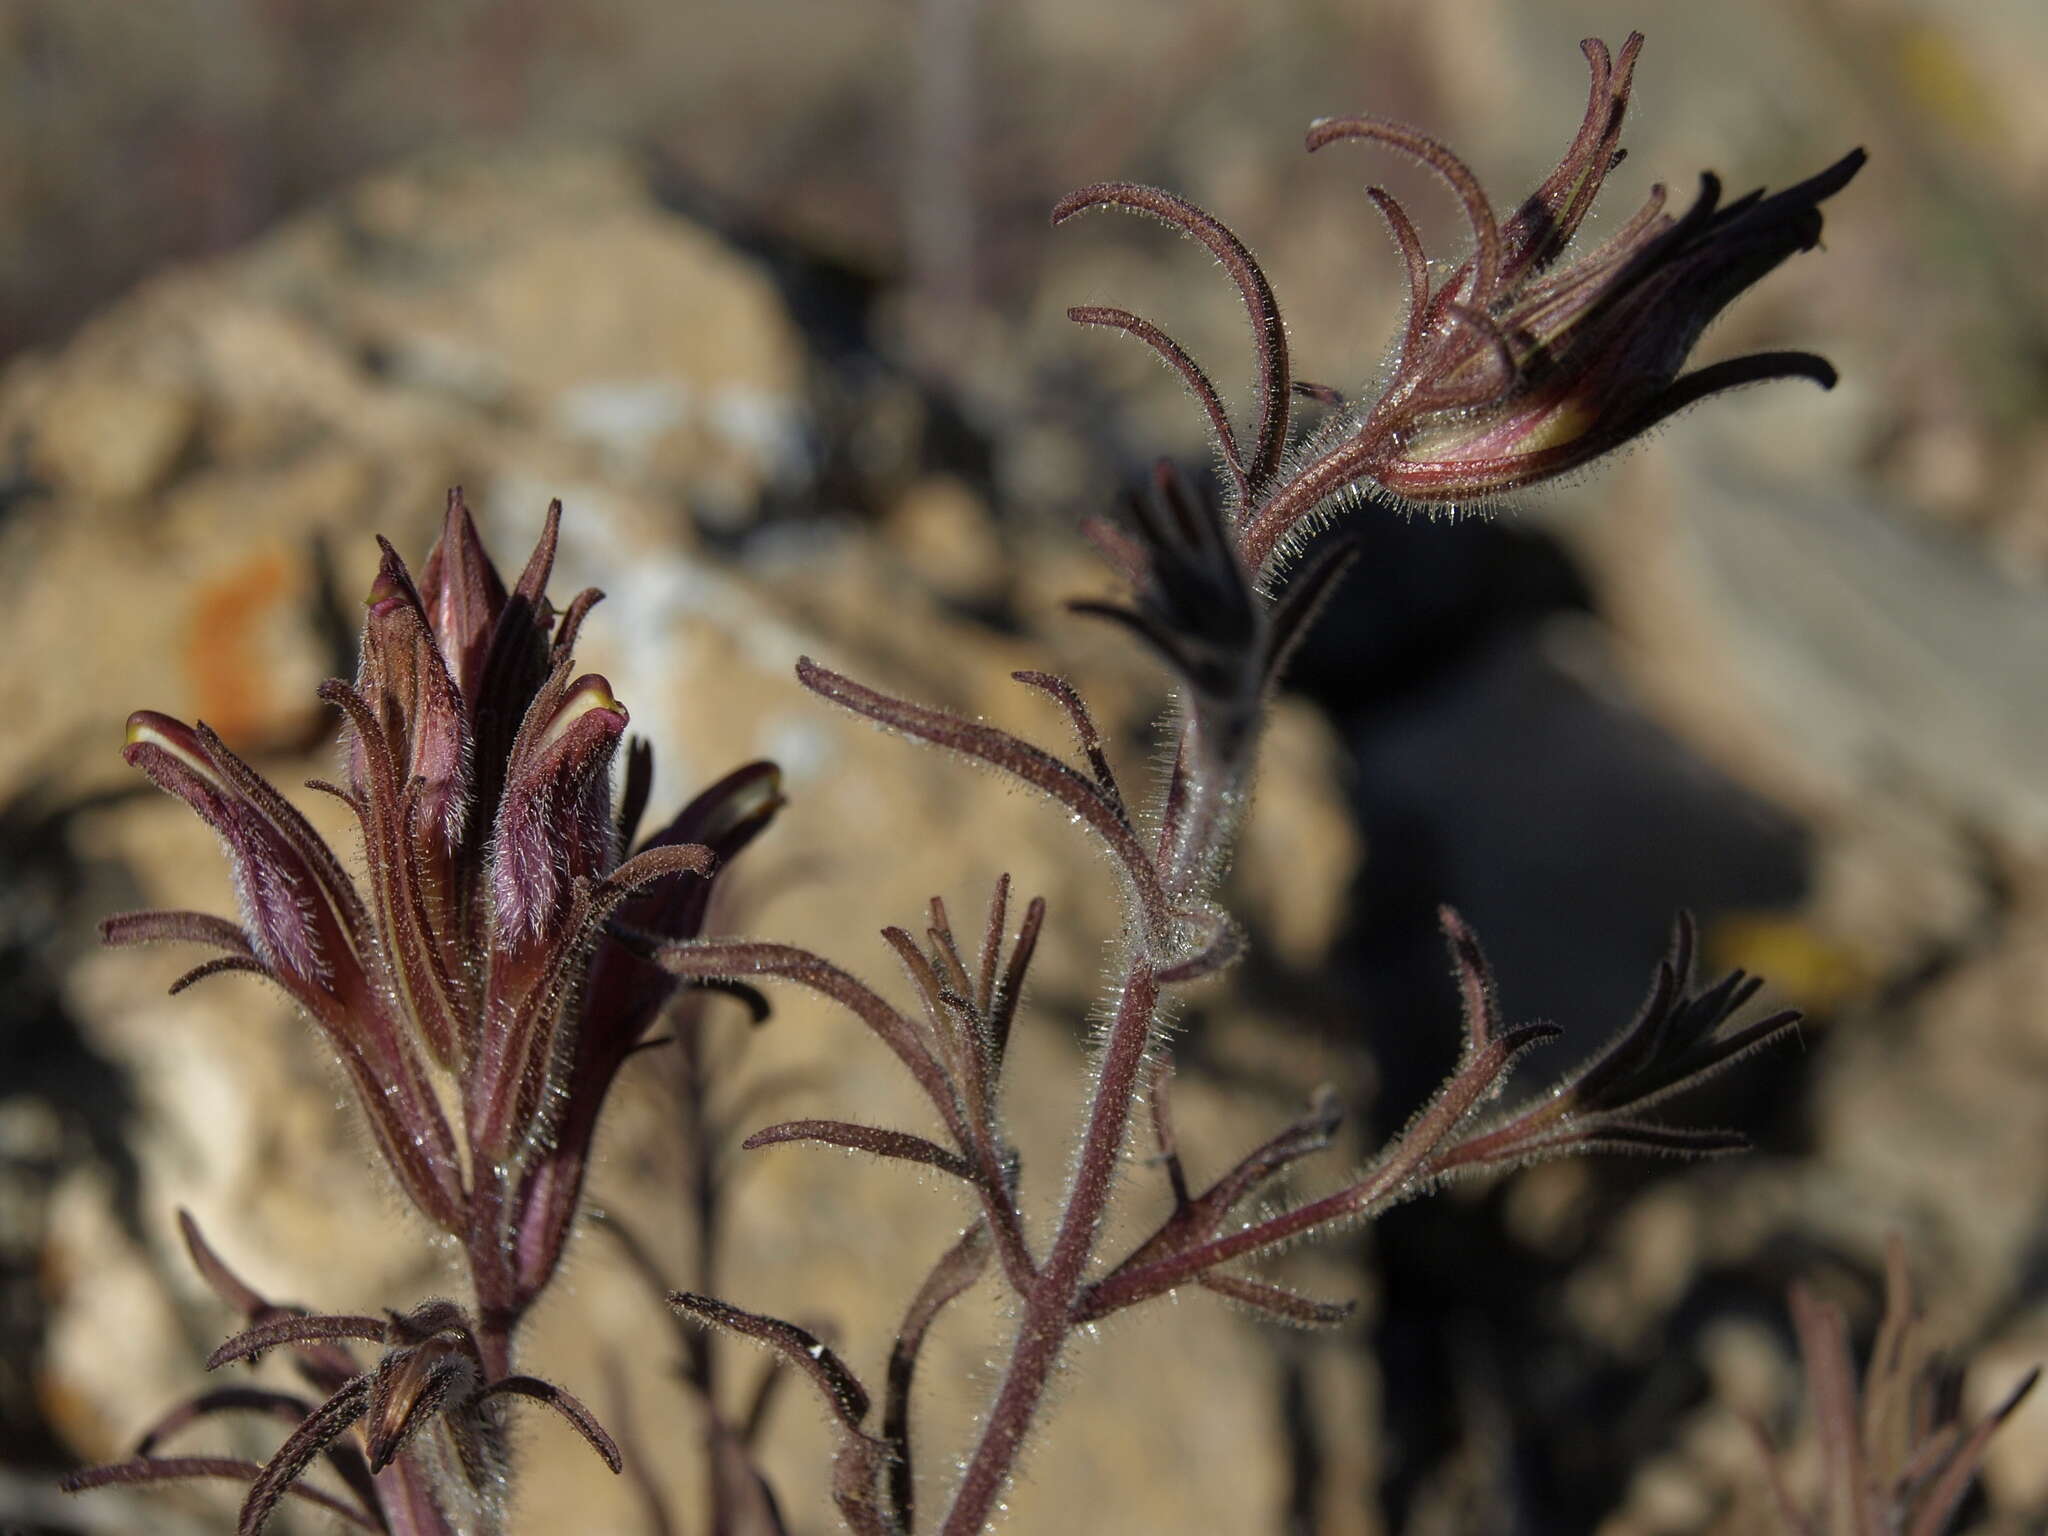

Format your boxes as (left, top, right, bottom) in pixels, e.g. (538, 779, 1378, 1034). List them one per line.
(1058, 34, 1863, 576)
(1309, 33, 1865, 503)
(106, 489, 781, 1336)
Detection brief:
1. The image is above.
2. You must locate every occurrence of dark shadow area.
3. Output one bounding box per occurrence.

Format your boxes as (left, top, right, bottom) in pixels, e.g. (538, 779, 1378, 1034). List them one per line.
(0, 790, 144, 1495)
(1276, 507, 1815, 1530)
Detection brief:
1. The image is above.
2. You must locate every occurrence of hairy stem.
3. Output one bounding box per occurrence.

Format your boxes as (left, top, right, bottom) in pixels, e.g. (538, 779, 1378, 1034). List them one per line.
(1237, 420, 1395, 577)
(940, 961, 1160, 1535)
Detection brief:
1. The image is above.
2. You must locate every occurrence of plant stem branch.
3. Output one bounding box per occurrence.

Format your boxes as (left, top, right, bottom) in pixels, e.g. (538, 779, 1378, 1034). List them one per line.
(1237, 423, 1394, 576)
(939, 960, 1160, 1535)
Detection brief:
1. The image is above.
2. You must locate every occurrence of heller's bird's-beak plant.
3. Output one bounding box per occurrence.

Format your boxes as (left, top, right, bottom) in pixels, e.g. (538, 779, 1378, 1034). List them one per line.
(66, 28, 2015, 1536)
(67, 493, 782, 1533)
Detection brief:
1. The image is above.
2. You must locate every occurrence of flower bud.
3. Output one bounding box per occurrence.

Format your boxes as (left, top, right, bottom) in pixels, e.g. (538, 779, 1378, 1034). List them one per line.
(354, 543, 471, 858)
(414, 487, 507, 709)
(123, 710, 365, 997)
(1305, 33, 1863, 506)
(1367, 153, 1865, 501)
(489, 671, 628, 942)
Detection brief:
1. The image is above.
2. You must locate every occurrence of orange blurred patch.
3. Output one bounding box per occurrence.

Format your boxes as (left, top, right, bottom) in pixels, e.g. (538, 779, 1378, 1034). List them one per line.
(184, 547, 296, 747)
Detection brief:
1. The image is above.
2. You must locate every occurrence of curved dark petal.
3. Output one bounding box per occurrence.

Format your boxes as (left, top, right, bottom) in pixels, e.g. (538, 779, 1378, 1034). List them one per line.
(477, 1375, 623, 1473)
(365, 1346, 474, 1473)
(1604, 350, 1839, 445)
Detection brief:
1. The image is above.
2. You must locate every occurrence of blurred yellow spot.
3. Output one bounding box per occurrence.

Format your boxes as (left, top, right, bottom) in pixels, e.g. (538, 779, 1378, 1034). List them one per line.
(1894, 23, 2003, 146)
(1704, 912, 1868, 1016)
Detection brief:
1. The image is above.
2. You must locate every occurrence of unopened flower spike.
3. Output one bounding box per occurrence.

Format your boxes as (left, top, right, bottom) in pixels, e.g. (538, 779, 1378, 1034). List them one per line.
(1298, 32, 1864, 513)
(1045, 32, 1872, 572)
(87, 493, 781, 1532)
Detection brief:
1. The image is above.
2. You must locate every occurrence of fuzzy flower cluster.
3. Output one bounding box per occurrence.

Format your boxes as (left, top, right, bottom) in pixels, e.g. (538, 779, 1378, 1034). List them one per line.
(86, 492, 779, 1531)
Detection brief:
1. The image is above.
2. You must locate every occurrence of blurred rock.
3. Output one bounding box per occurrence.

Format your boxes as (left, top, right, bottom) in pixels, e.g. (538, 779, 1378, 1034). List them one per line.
(883, 472, 1008, 608)
(30, 373, 196, 504)
(0, 144, 816, 806)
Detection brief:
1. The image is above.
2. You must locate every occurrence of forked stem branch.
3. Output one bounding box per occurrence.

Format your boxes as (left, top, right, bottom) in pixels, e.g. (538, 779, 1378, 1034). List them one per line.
(939, 961, 1160, 1535)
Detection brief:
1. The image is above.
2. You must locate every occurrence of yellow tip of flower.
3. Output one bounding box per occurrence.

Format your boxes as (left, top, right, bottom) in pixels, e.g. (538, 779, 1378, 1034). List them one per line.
(539, 677, 628, 751)
(1706, 912, 1868, 1014)
(724, 767, 787, 834)
(125, 711, 227, 788)
(1513, 400, 1598, 455)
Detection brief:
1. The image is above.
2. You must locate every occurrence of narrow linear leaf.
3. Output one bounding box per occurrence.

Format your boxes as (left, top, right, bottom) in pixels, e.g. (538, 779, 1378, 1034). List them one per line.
(1439, 907, 1503, 1051)
(743, 1119, 974, 1181)
(178, 1209, 268, 1316)
(669, 1292, 872, 1433)
(1196, 1271, 1356, 1329)
(795, 658, 1167, 940)
(209, 1314, 391, 1372)
(1262, 531, 1361, 690)
(238, 1374, 374, 1536)
(974, 875, 1010, 1021)
(480, 1375, 624, 1473)
(1099, 1087, 1343, 1294)
(1063, 306, 1247, 499)
(986, 895, 1046, 1069)
(653, 938, 965, 1148)
(1145, 1057, 1192, 1209)
(1052, 182, 1290, 493)
(1789, 1284, 1872, 1534)
(169, 955, 272, 993)
(1904, 1368, 2038, 1536)
(101, 909, 254, 954)
(885, 1224, 994, 1531)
